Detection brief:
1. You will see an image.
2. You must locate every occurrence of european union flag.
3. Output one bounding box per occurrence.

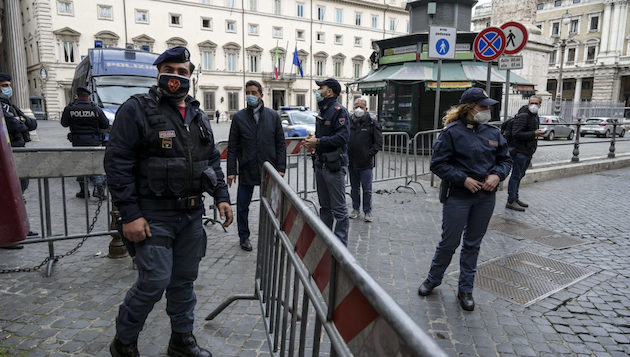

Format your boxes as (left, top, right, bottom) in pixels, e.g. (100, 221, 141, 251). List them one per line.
(292, 47, 303, 78)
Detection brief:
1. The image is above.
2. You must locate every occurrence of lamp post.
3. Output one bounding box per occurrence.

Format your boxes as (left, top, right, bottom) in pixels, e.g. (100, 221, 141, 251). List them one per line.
(554, 11, 571, 116)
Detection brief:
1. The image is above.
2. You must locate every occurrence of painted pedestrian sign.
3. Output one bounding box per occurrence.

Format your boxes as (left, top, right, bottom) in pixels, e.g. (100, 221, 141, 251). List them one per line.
(429, 26, 456, 59)
(501, 22, 529, 55)
(473, 27, 506, 62)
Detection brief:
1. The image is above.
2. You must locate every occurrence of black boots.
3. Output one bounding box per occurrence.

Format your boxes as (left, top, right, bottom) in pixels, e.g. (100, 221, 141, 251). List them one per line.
(76, 182, 90, 199)
(240, 237, 253, 251)
(109, 338, 139, 357)
(457, 291, 475, 311)
(417, 279, 441, 296)
(167, 332, 212, 357)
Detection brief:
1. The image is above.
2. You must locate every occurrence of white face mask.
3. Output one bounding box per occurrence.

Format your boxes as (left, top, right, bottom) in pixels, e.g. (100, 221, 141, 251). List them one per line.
(528, 104, 540, 114)
(354, 108, 365, 118)
(473, 109, 492, 124)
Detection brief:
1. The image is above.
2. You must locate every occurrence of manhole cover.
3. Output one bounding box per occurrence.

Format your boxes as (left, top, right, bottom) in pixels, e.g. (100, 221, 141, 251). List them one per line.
(488, 216, 585, 249)
(475, 252, 595, 306)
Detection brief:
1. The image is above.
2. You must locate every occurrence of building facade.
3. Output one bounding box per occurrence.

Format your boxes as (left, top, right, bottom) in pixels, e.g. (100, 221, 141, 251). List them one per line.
(473, 0, 630, 108)
(7, 0, 409, 120)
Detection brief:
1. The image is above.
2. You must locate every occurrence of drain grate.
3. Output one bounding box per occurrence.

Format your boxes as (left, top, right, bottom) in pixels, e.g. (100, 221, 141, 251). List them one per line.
(475, 252, 595, 306)
(489, 216, 586, 249)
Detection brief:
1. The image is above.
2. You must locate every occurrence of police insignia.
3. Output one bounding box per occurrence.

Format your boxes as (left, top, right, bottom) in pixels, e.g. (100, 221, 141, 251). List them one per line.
(159, 130, 176, 138)
(338, 116, 346, 125)
(488, 140, 498, 147)
(184, 49, 190, 61)
(168, 79, 181, 93)
(162, 138, 173, 149)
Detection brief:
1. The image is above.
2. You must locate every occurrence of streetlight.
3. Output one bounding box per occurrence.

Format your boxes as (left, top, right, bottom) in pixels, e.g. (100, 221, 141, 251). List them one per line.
(554, 10, 572, 116)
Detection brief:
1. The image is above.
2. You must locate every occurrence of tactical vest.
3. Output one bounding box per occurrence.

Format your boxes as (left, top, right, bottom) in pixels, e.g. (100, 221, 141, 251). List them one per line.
(67, 100, 103, 146)
(131, 94, 214, 199)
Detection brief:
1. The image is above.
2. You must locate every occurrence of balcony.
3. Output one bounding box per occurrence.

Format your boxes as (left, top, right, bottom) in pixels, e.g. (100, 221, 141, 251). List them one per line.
(261, 72, 298, 83)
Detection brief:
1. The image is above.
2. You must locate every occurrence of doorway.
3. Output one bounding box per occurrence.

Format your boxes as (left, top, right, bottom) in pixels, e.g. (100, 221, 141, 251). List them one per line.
(272, 90, 285, 110)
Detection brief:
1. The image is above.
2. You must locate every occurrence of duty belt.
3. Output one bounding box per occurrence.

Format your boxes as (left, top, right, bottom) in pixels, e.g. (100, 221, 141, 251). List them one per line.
(138, 195, 203, 210)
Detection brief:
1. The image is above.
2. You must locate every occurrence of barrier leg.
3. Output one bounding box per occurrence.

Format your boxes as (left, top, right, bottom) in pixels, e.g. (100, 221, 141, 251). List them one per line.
(43, 178, 57, 277)
(205, 294, 257, 321)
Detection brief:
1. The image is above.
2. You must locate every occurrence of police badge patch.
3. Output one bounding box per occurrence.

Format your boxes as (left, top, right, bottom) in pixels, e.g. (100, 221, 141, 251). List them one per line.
(162, 138, 173, 149)
(159, 130, 176, 138)
(338, 116, 346, 125)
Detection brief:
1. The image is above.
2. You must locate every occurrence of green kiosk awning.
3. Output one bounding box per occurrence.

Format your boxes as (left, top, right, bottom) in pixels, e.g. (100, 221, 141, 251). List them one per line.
(356, 61, 533, 93)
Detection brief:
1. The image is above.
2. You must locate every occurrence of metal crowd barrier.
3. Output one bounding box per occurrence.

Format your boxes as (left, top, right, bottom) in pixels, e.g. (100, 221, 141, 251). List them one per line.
(9, 147, 116, 276)
(206, 162, 446, 356)
(409, 129, 441, 192)
(373, 132, 416, 193)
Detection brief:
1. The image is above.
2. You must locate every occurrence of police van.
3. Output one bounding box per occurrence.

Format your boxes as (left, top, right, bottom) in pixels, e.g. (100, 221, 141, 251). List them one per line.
(71, 47, 159, 127)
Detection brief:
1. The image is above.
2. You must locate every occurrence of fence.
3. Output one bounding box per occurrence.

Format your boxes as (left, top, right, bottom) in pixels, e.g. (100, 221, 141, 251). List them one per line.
(206, 162, 446, 356)
(7, 147, 116, 276)
(506, 98, 627, 121)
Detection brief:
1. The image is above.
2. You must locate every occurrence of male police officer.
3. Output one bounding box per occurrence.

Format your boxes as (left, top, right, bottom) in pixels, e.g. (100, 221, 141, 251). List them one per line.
(61, 86, 110, 199)
(302, 78, 350, 244)
(105, 46, 233, 357)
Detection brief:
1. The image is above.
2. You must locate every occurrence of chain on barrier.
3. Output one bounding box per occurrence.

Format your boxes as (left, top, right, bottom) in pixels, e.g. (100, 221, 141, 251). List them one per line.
(0, 193, 105, 275)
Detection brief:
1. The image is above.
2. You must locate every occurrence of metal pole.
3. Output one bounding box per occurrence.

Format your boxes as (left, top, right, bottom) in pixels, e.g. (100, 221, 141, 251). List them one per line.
(503, 69, 511, 121)
(554, 40, 566, 116)
(433, 59, 442, 130)
(486, 62, 492, 95)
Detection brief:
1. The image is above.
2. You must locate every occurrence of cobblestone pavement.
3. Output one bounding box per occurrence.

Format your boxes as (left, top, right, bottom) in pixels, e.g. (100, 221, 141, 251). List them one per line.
(2, 164, 630, 356)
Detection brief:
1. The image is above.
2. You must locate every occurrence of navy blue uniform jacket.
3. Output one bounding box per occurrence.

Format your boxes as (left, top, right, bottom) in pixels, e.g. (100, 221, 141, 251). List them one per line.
(227, 102, 286, 185)
(315, 96, 350, 156)
(431, 119, 512, 193)
(104, 87, 229, 223)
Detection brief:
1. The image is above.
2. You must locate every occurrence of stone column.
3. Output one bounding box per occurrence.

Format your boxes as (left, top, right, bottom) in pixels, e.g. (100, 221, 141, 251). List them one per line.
(3, 0, 33, 117)
(600, 2, 613, 56)
(572, 77, 582, 119)
(616, 1, 629, 54)
(609, 3, 621, 56)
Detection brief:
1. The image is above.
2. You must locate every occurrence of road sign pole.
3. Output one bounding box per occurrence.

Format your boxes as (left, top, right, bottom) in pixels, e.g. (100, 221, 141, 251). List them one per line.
(486, 62, 492, 95)
(434, 59, 442, 131)
(503, 69, 511, 122)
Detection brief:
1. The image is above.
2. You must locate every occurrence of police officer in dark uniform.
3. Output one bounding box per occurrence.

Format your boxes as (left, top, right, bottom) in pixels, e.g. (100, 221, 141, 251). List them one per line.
(61, 86, 110, 199)
(104, 46, 233, 357)
(302, 78, 350, 244)
(417, 88, 512, 311)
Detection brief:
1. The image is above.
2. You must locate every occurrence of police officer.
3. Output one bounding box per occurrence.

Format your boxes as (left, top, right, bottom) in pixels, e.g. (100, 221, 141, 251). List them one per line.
(104, 46, 233, 357)
(61, 86, 110, 199)
(417, 88, 511, 311)
(302, 78, 350, 245)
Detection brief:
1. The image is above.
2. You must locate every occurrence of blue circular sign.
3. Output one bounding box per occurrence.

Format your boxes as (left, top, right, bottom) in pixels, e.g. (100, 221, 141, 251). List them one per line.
(436, 39, 450, 56)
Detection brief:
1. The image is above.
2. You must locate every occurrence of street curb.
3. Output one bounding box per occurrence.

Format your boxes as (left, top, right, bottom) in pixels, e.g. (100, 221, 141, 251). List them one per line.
(521, 155, 630, 184)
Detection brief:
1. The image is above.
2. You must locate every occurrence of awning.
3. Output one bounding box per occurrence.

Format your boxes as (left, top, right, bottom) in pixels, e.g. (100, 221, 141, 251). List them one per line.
(356, 61, 534, 93)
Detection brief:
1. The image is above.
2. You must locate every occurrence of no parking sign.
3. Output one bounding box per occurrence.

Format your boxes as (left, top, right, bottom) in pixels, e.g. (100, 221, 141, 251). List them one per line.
(473, 27, 506, 62)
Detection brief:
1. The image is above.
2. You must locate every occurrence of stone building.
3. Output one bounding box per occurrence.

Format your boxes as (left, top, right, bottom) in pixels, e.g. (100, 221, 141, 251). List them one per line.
(1, 0, 409, 120)
(473, 0, 630, 108)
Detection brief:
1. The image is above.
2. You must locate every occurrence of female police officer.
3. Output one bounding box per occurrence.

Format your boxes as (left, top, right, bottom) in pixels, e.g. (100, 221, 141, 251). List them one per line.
(417, 88, 511, 311)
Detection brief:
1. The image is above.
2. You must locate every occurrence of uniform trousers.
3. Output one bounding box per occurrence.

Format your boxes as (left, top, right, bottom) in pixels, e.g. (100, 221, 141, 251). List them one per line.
(427, 190, 495, 293)
(314, 163, 349, 245)
(116, 208, 207, 344)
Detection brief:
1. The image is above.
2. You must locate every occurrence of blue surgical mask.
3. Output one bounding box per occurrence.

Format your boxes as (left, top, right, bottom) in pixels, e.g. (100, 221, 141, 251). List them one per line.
(315, 90, 324, 102)
(246, 95, 259, 107)
(0, 87, 12, 100)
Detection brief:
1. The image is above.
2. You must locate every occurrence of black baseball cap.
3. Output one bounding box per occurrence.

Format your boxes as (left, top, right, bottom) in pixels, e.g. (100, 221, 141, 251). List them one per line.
(315, 78, 341, 96)
(77, 86, 91, 95)
(459, 87, 499, 106)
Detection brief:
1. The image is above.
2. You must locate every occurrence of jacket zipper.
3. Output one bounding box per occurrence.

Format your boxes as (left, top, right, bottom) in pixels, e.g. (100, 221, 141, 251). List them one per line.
(184, 123, 193, 194)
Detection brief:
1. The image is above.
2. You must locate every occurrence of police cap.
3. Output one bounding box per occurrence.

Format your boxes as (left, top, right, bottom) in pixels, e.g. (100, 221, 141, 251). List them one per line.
(0, 72, 11, 82)
(459, 87, 498, 106)
(315, 78, 341, 96)
(153, 46, 191, 66)
(77, 86, 91, 95)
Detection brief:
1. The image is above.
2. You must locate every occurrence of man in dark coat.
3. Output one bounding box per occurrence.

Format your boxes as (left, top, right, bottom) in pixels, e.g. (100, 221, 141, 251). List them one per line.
(227, 80, 286, 251)
(1, 72, 38, 180)
(506, 95, 545, 211)
(348, 98, 382, 222)
(61, 86, 110, 198)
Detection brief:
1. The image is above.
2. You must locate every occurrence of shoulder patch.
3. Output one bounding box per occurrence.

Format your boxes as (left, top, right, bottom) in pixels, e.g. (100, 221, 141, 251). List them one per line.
(335, 105, 341, 110)
(338, 116, 346, 125)
(442, 122, 457, 131)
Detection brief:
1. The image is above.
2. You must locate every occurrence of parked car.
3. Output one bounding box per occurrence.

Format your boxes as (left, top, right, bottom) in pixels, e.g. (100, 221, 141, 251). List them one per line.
(279, 106, 317, 137)
(580, 117, 626, 138)
(538, 115, 575, 140)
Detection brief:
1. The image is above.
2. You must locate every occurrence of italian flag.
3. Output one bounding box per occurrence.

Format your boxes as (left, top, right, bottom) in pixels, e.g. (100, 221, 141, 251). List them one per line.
(274, 47, 279, 80)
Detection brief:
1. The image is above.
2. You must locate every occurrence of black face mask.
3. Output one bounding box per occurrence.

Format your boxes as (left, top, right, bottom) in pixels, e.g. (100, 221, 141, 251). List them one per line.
(157, 73, 190, 99)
